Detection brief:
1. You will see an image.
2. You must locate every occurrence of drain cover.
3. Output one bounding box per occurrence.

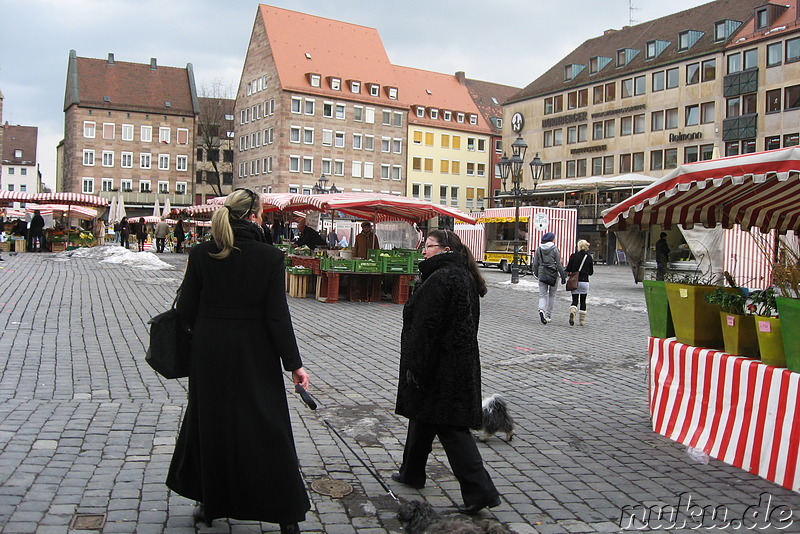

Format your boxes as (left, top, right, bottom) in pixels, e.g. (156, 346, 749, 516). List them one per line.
(70, 514, 106, 530)
(311, 477, 353, 498)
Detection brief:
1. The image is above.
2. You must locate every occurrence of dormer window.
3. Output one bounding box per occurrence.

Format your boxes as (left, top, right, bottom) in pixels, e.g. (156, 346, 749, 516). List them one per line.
(350, 81, 361, 93)
(456, 113, 465, 123)
(616, 48, 639, 67)
(714, 19, 742, 41)
(564, 63, 586, 81)
(369, 84, 380, 97)
(678, 30, 704, 52)
(387, 87, 398, 100)
(492, 117, 503, 128)
(329, 77, 341, 90)
(645, 40, 670, 60)
(443, 110, 452, 121)
(308, 73, 321, 87)
(416, 107, 425, 118)
(469, 115, 478, 125)
(429, 108, 439, 119)
(589, 56, 612, 74)
(756, 8, 769, 29)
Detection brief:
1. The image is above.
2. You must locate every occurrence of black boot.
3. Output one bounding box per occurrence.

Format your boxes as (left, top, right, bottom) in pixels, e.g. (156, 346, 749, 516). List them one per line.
(192, 503, 212, 527)
(280, 523, 300, 534)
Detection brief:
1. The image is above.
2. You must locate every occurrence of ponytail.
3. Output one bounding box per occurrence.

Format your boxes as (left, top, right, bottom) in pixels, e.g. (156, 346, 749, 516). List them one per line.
(209, 189, 259, 260)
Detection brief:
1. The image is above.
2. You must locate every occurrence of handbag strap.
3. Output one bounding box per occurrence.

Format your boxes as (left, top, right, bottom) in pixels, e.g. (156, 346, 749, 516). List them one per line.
(576, 254, 587, 273)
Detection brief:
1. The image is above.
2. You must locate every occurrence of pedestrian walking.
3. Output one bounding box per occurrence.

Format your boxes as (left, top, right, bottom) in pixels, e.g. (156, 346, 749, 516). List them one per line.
(136, 218, 147, 252)
(119, 217, 130, 250)
(94, 219, 106, 246)
(113, 221, 121, 243)
(174, 219, 185, 252)
(532, 232, 566, 324)
(167, 188, 310, 534)
(393, 228, 500, 515)
(28, 210, 45, 252)
(565, 239, 594, 326)
(154, 217, 170, 253)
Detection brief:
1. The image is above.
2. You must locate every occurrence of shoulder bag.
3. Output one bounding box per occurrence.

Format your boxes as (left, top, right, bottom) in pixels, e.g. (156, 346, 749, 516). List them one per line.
(566, 254, 587, 292)
(146, 289, 192, 379)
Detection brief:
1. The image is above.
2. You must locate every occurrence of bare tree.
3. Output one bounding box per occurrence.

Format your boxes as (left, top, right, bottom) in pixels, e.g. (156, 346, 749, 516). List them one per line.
(196, 81, 235, 198)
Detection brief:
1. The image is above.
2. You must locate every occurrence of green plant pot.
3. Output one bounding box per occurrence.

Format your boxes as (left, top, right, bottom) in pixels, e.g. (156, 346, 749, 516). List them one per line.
(754, 316, 786, 368)
(665, 283, 726, 349)
(775, 297, 800, 372)
(643, 280, 675, 338)
(719, 312, 759, 358)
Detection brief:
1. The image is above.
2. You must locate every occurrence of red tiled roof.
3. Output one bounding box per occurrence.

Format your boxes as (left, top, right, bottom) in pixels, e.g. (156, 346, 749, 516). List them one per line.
(508, 0, 762, 103)
(463, 77, 521, 134)
(66, 52, 196, 115)
(1, 125, 38, 165)
(727, 1, 800, 48)
(260, 5, 401, 105)
(394, 65, 491, 133)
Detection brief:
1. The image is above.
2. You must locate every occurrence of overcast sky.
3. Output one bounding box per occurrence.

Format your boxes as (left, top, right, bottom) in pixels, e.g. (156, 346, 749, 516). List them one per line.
(0, 0, 712, 189)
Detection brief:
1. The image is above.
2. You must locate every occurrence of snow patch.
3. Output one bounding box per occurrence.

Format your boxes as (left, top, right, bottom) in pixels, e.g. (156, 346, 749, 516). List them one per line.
(58, 245, 172, 270)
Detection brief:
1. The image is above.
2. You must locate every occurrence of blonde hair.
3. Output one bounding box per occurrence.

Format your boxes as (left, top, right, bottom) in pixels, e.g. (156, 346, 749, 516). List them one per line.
(577, 239, 590, 251)
(210, 189, 260, 259)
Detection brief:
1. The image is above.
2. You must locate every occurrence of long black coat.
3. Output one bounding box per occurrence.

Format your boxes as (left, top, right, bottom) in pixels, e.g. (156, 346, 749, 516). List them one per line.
(167, 220, 310, 524)
(395, 252, 483, 429)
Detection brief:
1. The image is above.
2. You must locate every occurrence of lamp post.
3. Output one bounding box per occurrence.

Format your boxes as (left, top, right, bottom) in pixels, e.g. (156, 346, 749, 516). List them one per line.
(314, 174, 339, 236)
(499, 136, 545, 284)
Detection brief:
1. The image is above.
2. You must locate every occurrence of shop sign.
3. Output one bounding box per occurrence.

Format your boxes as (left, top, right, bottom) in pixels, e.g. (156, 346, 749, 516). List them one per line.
(669, 132, 703, 142)
(476, 216, 530, 223)
(570, 145, 607, 155)
(541, 112, 587, 128)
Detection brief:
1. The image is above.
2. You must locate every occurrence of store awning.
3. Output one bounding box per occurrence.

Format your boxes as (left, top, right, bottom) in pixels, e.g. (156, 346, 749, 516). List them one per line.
(602, 147, 800, 233)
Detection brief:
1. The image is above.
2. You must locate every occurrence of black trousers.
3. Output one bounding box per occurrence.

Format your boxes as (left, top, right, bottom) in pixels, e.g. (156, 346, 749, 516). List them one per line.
(398, 419, 498, 506)
(156, 237, 166, 252)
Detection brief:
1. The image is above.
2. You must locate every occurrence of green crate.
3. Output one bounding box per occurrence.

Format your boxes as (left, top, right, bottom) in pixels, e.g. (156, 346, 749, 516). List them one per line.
(323, 257, 355, 272)
(379, 256, 415, 274)
(287, 266, 312, 275)
(354, 259, 381, 273)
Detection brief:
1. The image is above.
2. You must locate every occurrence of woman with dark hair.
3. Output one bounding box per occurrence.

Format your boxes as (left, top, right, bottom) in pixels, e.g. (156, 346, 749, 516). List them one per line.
(393, 228, 499, 515)
(119, 217, 130, 249)
(136, 217, 147, 252)
(167, 189, 310, 534)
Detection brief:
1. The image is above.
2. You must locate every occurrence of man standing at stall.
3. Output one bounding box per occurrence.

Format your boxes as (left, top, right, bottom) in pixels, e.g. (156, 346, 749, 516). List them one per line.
(28, 210, 45, 252)
(154, 217, 170, 253)
(353, 221, 379, 259)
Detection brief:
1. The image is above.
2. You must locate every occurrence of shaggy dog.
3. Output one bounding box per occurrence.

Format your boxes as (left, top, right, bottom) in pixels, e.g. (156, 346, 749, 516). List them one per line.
(397, 500, 511, 534)
(477, 394, 515, 442)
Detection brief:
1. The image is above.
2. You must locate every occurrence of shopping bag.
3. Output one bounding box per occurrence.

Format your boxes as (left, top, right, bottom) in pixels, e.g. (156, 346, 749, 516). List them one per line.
(146, 291, 191, 379)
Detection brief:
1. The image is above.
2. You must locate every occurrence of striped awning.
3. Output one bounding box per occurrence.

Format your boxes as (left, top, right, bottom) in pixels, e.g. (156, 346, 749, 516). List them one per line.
(194, 192, 476, 224)
(25, 204, 98, 220)
(602, 147, 800, 233)
(0, 191, 107, 207)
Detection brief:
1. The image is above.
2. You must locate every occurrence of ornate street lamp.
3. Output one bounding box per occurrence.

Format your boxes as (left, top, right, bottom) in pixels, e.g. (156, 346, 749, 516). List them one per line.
(498, 137, 545, 284)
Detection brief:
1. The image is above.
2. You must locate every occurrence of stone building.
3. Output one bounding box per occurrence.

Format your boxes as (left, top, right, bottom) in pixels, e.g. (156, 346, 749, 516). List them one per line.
(194, 97, 236, 205)
(1, 124, 39, 206)
(61, 51, 199, 212)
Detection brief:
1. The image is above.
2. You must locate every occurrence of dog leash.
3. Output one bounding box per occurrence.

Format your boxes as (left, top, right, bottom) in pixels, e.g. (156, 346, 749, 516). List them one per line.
(294, 385, 399, 503)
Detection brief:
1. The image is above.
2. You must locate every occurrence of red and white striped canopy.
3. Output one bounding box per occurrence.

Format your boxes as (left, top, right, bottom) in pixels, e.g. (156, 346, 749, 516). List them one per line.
(0, 191, 107, 208)
(193, 192, 476, 224)
(602, 147, 800, 233)
(26, 204, 98, 220)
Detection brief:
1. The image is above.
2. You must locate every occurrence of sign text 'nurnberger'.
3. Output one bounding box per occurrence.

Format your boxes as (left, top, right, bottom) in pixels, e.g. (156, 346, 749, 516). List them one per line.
(541, 112, 587, 128)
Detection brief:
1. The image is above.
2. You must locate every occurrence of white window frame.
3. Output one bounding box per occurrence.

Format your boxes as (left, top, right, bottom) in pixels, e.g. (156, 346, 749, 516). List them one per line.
(290, 126, 301, 143)
(352, 161, 362, 178)
(334, 159, 345, 176)
(82, 177, 94, 194)
(141, 125, 152, 142)
(369, 84, 380, 97)
(176, 182, 187, 195)
(121, 179, 132, 192)
(304, 99, 315, 115)
(469, 115, 478, 125)
(322, 129, 333, 146)
(121, 152, 133, 168)
(353, 106, 364, 122)
(289, 156, 300, 173)
(302, 156, 314, 174)
(101, 178, 114, 191)
(83, 149, 95, 166)
(365, 107, 375, 124)
(83, 121, 96, 138)
(393, 138, 402, 154)
(350, 81, 361, 93)
(443, 110, 452, 121)
(177, 128, 190, 145)
(353, 133, 363, 150)
(176, 155, 188, 171)
(392, 165, 402, 181)
(158, 154, 170, 170)
(103, 123, 115, 140)
(331, 78, 341, 90)
(335, 103, 346, 120)
(416, 107, 425, 118)
(122, 124, 134, 141)
(158, 181, 170, 194)
(102, 150, 114, 167)
(334, 131, 345, 148)
(140, 153, 152, 169)
(303, 128, 314, 144)
(159, 127, 170, 144)
(381, 137, 391, 153)
(364, 161, 374, 179)
(139, 180, 152, 193)
(310, 74, 321, 87)
(394, 112, 403, 127)
(381, 164, 390, 180)
(364, 135, 375, 151)
(291, 96, 302, 114)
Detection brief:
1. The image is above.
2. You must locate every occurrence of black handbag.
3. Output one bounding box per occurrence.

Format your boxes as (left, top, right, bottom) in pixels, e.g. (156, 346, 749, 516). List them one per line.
(146, 290, 191, 379)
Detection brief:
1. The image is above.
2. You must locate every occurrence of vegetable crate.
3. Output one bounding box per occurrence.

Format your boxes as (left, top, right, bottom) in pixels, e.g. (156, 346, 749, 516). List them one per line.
(320, 257, 355, 272)
(354, 259, 381, 273)
(379, 256, 416, 274)
(287, 266, 312, 275)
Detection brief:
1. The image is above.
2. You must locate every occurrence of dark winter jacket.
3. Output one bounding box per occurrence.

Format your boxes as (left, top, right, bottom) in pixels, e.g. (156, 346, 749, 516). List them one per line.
(395, 251, 483, 429)
(533, 242, 566, 286)
(29, 214, 45, 235)
(167, 218, 310, 524)
(565, 250, 594, 283)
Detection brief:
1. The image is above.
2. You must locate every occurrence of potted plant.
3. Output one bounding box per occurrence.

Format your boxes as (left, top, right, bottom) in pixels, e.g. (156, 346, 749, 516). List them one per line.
(705, 286, 758, 358)
(664, 268, 726, 349)
(643, 271, 675, 339)
(773, 244, 800, 372)
(746, 287, 785, 367)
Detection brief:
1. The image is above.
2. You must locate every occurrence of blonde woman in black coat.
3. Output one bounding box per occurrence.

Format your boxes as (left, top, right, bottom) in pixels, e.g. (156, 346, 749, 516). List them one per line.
(167, 189, 310, 534)
(393, 229, 500, 515)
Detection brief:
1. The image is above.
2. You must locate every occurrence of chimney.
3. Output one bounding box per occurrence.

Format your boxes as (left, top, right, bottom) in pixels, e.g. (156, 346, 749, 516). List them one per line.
(150, 58, 157, 70)
(604, 29, 618, 35)
(107, 53, 115, 65)
(455, 71, 466, 84)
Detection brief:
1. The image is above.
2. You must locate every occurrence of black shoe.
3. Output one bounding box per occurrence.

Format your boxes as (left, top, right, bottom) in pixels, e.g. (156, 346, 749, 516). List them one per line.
(456, 495, 501, 515)
(280, 523, 300, 534)
(390, 472, 424, 489)
(192, 503, 212, 527)
(539, 310, 547, 325)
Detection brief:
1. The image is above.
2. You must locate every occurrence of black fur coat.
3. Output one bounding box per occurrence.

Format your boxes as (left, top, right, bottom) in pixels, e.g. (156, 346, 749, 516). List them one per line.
(395, 252, 483, 429)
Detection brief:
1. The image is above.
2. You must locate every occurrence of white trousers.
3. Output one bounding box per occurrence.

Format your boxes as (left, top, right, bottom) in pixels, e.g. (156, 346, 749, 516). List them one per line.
(538, 282, 558, 318)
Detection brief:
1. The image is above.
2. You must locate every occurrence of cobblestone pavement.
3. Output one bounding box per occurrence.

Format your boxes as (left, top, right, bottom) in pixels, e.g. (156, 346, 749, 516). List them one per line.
(0, 248, 798, 534)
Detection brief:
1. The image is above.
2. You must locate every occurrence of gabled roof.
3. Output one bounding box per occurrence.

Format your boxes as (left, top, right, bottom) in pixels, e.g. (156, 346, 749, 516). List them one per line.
(463, 77, 520, 135)
(508, 0, 762, 103)
(727, 1, 799, 49)
(259, 4, 401, 104)
(394, 65, 491, 134)
(2, 125, 37, 165)
(64, 50, 199, 116)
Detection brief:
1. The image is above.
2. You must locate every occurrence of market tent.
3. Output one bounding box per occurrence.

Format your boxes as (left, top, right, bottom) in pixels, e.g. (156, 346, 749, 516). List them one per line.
(25, 204, 97, 220)
(32, 192, 107, 207)
(161, 198, 172, 219)
(108, 196, 118, 223)
(530, 173, 657, 194)
(152, 198, 161, 218)
(601, 148, 800, 283)
(602, 147, 800, 233)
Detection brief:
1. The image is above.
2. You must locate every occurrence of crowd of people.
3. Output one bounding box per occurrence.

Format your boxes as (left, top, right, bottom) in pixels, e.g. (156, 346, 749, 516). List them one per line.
(110, 216, 189, 252)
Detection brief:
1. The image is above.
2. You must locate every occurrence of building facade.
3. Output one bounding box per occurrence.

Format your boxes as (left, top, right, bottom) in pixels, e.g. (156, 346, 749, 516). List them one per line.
(194, 97, 236, 205)
(61, 51, 199, 211)
(1, 124, 39, 206)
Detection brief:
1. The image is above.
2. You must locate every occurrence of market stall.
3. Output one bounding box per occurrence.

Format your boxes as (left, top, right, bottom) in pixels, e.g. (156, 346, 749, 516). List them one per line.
(602, 147, 800, 492)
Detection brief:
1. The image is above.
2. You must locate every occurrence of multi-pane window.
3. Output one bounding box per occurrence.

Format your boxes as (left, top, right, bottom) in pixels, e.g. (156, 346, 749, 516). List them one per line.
(323, 102, 333, 118)
(102, 151, 114, 167)
(652, 71, 665, 92)
(364, 135, 374, 151)
(176, 155, 188, 171)
(381, 137, 391, 152)
(290, 127, 301, 143)
(122, 124, 134, 141)
(140, 153, 152, 169)
(743, 48, 758, 70)
(353, 133, 363, 149)
(768, 43, 783, 67)
(176, 182, 187, 194)
(335, 104, 345, 120)
(685, 105, 700, 126)
(82, 177, 94, 194)
(121, 179, 132, 192)
(686, 63, 700, 85)
(139, 180, 151, 193)
(354, 106, 363, 122)
(334, 131, 345, 148)
(303, 128, 314, 144)
(393, 139, 402, 154)
(291, 97, 302, 113)
(289, 156, 300, 172)
(305, 99, 315, 115)
(702, 59, 716, 81)
(83, 149, 95, 166)
(121, 152, 133, 168)
(102, 178, 114, 192)
(141, 126, 152, 142)
(83, 121, 96, 138)
(158, 181, 169, 194)
(302, 157, 313, 174)
(666, 68, 679, 89)
(158, 154, 170, 170)
(159, 127, 170, 144)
